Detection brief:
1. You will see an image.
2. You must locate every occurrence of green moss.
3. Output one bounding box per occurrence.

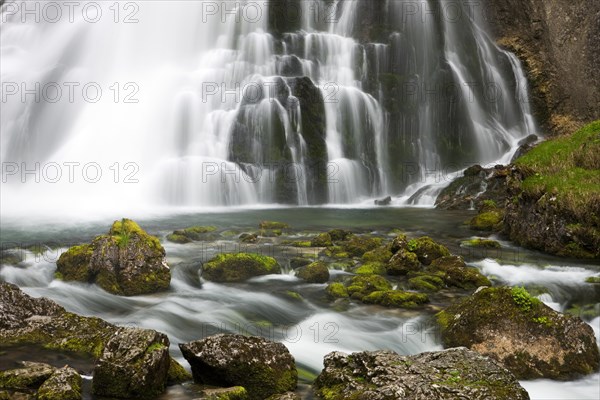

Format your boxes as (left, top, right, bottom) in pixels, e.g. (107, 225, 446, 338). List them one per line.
(362, 290, 429, 308)
(405, 236, 450, 265)
(166, 233, 191, 244)
(326, 282, 349, 299)
(291, 241, 312, 248)
(354, 262, 386, 275)
(55, 244, 93, 282)
(462, 239, 502, 249)
(328, 229, 352, 241)
(284, 291, 303, 301)
(511, 286, 540, 313)
(259, 221, 290, 230)
(203, 253, 281, 282)
(311, 233, 333, 247)
(361, 246, 393, 264)
(532, 316, 552, 327)
(346, 275, 392, 300)
(342, 236, 382, 257)
(296, 261, 329, 283)
(167, 358, 192, 385)
(469, 211, 503, 231)
(408, 274, 444, 292)
(387, 249, 420, 275)
(146, 342, 166, 353)
(515, 120, 600, 217)
(585, 276, 600, 284)
(428, 256, 491, 289)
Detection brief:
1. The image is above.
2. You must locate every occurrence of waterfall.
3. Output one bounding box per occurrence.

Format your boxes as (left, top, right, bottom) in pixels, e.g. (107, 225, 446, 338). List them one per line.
(0, 0, 536, 216)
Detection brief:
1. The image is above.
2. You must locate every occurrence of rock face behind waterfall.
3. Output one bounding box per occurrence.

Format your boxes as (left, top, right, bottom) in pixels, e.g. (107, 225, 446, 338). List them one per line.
(313, 348, 530, 400)
(436, 287, 600, 379)
(179, 334, 297, 400)
(56, 219, 171, 295)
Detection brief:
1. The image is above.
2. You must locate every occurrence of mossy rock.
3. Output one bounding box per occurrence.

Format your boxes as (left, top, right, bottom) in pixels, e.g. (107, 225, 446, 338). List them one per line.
(259, 229, 283, 237)
(354, 262, 386, 275)
(362, 245, 393, 264)
(179, 334, 297, 400)
(408, 274, 445, 292)
(363, 290, 429, 308)
(166, 233, 192, 244)
(328, 229, 352, 241)
(289, 241, 312, 248)
(462, 238, 502, 249)
(390, 233, 408, 253)
(406, 236, 450, 265)
(37, 366, 82, 400)
(386, 249, 420, 275)
(326, 282, 349, 299)
(470, 211, 503, 231)
(203, 253, 281, 282)
(436, 286, 600, 379)
(57, 219, 171, 296)
(239, 233, 259, 243)
(167, 357, 192, 385)
(201, 386, 249, 400)
(289, 257, 312, 270)
(296, 261, 330, 283)
(259, 221, 290, 230)
(346, 275, 392, 301)
(311, 233, 333, 247)
(343, 236, 382, 257)
(428, 256, 491, 289)
(0, 362, 55, 390)
(585, 276, 600, 284)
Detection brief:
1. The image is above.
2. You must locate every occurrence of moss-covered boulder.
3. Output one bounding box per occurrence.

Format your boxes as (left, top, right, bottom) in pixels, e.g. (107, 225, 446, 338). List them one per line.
(259, 221, 290, 230)
(37, 366, 82, 400)
(328, 229, 352, 242)
(0, 362, 55, 391)
(326, 282, 349, 299)
(390, 233, 408, 253)
(310, 233, 333, 247)
(428, 256, 491, 289)
(408, 274, 445, 292)
(0, 283, 176, 398)
(314, 348, 529, 400)
(342, 236, 382, 257)
(202, 253, 281, 282)
(362, 290, 429, 308)
(295, 261, 329, 283)
(436, 287, 600, 379)
(56, 219, 171, 296)
(92, 327, 170, 399)
(166, 233, 191, 244)
(354, 262, 386, 275)
(289, 257, 312, 270)
(167, 358, 192, 385)
(361, 245, 393, 264)
(179, 334, 297, 400)
(201, 386, 248, 400)
(239, 233, 259, 243)
(167, 226, 217, 242)
(462, 238, 502, 248)
(386, 249, 420, 275)
(470, 210, 504, 231)
(407, 236, 450, 265)
(346, 275, 392, 301)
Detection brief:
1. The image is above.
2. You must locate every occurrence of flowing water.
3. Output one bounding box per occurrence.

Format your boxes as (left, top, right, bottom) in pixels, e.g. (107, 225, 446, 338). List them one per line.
(1, 0, 536, 216)
(1, 208, 599, 399)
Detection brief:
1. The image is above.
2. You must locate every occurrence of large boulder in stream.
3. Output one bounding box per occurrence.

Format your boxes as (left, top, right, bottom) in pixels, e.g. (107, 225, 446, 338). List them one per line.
(313, 347, 529, 400)
(436, 287, 600, 379)
(179, 334, 297, 400)
(202, 253, 281, 282)
(0, 282, 187, 398)
(56, 218, 171, 296)
(92, 327, 170, 399)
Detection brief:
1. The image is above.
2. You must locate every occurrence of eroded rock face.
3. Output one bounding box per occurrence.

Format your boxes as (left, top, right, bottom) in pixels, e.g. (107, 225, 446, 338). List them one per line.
(92, 327, 170, 399)
(437, 287, 600, 379)
(313, 348, 530, 400)
(56, 219, 171, 296)
(179, 334, 297, 400)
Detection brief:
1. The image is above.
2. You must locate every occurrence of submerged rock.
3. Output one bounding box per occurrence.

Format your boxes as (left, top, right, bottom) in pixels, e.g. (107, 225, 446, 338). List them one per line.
(295, 261, 329, 283)
(313, 347, 529, 400)
(202, 253, 281, 282)
(179, 334, 297, 400)
(437, 287, 600, 379)
(56, 218, 171, 296)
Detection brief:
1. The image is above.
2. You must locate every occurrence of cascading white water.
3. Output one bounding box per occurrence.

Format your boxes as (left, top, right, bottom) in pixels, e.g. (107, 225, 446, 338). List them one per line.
(0, 0, 537, 218)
